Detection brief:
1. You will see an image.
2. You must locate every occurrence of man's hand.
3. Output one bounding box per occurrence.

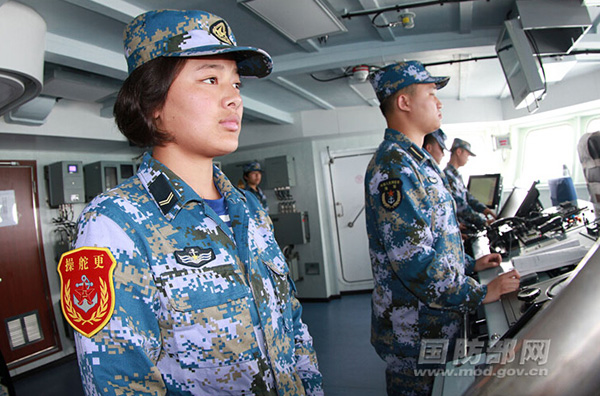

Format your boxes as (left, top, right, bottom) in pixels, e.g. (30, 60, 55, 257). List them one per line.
(474, 253, 502, 272)
(482, 269, 521, 304)
(484, 208, 497, 221)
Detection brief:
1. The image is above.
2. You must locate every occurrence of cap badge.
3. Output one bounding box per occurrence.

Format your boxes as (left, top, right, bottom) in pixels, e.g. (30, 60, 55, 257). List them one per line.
(210, 20, 233, 46)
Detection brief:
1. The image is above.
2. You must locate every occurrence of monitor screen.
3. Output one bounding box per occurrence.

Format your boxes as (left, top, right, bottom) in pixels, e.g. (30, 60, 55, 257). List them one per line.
(495, 19, 545, 110)
(515, 182, 541, 218)
(467, 174, 502, 208)
(498, 182, 540, 219)
(498, 187, 529, 219)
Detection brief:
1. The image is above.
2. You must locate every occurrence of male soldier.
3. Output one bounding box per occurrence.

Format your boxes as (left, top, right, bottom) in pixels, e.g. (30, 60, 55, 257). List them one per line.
(242, 161, 269, 211)
(58, 9, 322, 395)
(364, 61, 520, 395)
(444, 138, 497, 229)
(422, 128, 448, 165)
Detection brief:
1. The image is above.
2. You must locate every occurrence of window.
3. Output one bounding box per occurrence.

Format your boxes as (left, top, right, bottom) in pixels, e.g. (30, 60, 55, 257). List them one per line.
(521, 124, 574, 185)
(586, 117, 600, 134)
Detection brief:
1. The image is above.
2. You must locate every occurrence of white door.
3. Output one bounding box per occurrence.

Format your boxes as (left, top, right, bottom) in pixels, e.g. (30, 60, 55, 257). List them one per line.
(328, 151, 375, 285)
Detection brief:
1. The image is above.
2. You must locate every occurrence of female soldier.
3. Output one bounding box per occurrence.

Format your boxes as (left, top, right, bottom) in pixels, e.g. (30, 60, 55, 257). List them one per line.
(60, 9, 323, 395)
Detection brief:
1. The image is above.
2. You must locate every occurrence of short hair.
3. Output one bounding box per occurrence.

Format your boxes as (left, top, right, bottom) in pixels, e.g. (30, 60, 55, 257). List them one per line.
(378, 83, 417, 117)
(114, 57, 187, 148)
(423, 133, 438, 149)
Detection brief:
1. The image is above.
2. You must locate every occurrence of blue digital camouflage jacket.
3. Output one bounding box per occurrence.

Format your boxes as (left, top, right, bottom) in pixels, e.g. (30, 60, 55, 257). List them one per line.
(365, 129, 486, 361)
(443, 163, 488, 228)
(72, 152, 323, 395)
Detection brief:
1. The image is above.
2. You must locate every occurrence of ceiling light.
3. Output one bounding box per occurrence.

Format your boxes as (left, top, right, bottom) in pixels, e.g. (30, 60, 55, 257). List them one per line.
(351, 65, 370, 82)
(582, 0, 600, 6)
(399, 11, 415, 29)
(238, 0, 347, 43)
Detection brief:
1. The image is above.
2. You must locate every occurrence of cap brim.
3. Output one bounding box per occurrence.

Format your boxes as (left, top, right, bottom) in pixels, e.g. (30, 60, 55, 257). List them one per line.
(169, 45, 272, 78)
(432, 76, 450, 90)
(434, 137, 447, 151)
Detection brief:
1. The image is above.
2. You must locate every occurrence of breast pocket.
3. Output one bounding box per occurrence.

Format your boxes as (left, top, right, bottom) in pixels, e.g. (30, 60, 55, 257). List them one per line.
(263, 259, 295, 335)
(157, 263, 260, 370)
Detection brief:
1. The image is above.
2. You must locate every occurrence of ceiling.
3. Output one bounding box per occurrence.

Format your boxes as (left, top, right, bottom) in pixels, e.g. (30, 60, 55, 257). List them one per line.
(6, 0, 600, 125)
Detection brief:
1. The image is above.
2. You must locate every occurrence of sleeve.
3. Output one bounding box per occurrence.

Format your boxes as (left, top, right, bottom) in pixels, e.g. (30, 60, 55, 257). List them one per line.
(458, 207, 487, 229)
(369, 162, 485, 313)
(446, 173, 487, 228)
(467, 191, 488, 213)
(73, 212, 166, 396)
(290, 293, 324, 395)
(246, 193, 323, 394)
(465, 253, 477, 275)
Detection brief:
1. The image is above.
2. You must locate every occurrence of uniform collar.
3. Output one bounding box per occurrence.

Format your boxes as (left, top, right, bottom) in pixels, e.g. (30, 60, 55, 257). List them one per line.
(137, 152, 246, 221)
(445, 163, 459, 175)
(384, 128, 428, 165)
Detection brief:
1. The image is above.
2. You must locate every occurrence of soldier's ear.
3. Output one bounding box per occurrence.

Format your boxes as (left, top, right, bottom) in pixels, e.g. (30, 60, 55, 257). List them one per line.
(396, 93, 411, 111)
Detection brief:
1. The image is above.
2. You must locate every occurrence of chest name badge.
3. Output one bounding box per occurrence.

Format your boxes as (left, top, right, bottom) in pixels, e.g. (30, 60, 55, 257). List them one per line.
(58, 247, 117, 338)
(379, 178, 403, 211)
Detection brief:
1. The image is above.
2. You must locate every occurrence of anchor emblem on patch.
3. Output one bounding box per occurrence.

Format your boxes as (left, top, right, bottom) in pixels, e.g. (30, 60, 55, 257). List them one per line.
(74, 275, 97, 312)
(378, 179, 403, 211)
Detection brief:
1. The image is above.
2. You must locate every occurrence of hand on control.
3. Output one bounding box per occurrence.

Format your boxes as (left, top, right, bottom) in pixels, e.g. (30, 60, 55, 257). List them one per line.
(483, 269, 521, 304)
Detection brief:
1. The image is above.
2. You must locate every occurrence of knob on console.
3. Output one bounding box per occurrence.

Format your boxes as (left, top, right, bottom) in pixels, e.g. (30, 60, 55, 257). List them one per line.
(517, 287, 541, 302)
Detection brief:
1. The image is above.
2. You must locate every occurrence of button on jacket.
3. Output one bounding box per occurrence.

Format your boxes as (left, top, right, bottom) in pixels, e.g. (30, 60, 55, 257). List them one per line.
(73, 152, 323, 395)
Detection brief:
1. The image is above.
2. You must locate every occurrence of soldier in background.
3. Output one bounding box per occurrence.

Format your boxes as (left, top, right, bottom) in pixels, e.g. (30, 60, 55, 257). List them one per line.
(60, 9, 322, 395)
(364, 61, 520, 395)
(242, 161, 269, 212)
(444, 138, 497, 230)
(422, 128, 448, 166)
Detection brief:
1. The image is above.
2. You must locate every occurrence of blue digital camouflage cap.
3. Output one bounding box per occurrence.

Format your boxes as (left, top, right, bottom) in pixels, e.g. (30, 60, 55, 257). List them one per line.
(243, 161, 263, 174)
(451, 138, 476, 156)
(124, 9, 273, 78)
(430, 128, 448, 151)
(369, 61, 449, 103)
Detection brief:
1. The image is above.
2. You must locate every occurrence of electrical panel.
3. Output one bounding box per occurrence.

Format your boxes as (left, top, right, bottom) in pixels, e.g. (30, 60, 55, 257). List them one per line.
(46, 161, 85, 207)
(84, 161, 136, 201)
(265, 155, 296, 188)
(270, 211, 309, 246)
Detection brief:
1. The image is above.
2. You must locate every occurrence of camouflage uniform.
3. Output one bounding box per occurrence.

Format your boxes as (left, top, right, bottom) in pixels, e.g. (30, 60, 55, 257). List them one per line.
(73, 152, 323, 395)
(243, 184, 269, 213)
(443, 164, 488, 229)
(365, 129, 487, 395)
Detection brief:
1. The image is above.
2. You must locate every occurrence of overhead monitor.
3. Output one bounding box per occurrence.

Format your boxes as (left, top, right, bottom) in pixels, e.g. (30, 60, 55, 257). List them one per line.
(495, 18, 545, 110)
(467, 173, 502, 209)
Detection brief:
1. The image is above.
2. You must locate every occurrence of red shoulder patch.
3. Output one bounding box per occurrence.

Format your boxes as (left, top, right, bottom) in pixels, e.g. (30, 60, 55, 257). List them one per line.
(57, 247, 117, 338)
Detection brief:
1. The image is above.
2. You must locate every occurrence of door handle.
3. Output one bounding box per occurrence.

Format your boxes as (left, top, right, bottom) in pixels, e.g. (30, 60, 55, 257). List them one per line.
(335, 202, 344, 218)
(347, 205, 365, 228)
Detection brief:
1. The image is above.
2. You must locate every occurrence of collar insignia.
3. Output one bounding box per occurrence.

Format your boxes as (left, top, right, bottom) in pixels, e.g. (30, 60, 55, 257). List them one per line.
(408, 146, 425, 162)
(175, 247, 215, 268)
(149, 174, 177, 215)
